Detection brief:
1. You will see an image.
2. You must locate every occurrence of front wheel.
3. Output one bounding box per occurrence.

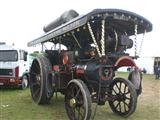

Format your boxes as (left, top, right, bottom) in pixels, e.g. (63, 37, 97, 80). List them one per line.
(65, 79, 91, 120)
(108, 77, 137, 117)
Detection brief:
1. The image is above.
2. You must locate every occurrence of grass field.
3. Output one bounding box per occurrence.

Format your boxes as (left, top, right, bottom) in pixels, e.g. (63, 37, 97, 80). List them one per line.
(0, 73, 160, 120)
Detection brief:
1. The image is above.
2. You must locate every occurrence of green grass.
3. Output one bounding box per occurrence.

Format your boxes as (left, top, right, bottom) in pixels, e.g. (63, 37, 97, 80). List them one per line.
(1, 73, 160, 120)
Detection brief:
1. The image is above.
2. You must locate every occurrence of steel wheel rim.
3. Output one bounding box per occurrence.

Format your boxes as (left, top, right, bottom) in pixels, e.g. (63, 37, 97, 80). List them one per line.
(30, 60, 41, 102)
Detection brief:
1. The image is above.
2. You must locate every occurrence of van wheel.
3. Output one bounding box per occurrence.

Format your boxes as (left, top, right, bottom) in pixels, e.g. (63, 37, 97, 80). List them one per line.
(20, 75, 28, 90)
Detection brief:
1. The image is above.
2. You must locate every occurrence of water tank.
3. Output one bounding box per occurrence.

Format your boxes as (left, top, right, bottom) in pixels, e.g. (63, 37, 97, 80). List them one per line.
(43, 10, 79, 32)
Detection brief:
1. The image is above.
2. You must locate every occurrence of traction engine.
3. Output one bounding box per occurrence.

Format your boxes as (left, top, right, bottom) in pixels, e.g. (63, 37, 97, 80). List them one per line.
(28, 9, 152, 120)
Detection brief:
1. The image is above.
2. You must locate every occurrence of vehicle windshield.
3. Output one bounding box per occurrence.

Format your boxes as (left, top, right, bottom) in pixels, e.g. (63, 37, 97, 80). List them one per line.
(0, 50, 18, 61)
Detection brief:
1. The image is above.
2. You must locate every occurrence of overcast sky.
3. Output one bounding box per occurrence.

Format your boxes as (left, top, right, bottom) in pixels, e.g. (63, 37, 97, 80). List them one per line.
(0, 0, 159, 56)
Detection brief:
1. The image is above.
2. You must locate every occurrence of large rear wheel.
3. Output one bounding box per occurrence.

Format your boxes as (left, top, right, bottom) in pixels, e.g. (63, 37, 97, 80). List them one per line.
(30, 56, 54, 104)
(108, 77, 137, 117)
(65, 79, 91, 120)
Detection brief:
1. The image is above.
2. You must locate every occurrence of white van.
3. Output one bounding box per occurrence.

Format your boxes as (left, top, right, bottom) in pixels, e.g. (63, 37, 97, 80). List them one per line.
(0, 42, 29, 89)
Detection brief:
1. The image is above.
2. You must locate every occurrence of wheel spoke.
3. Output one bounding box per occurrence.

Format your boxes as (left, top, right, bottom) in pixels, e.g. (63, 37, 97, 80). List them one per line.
(75, 88, 81, 99)
(124, 102, 127, 112)
(76, 107, 84, 120)
(113, 88, 118, 95)
(123, 101, 129, 112)
(125, 90, 130, 95)
(77, 107, 80, 120)
(79, 107, 85, 119)
(125, 96, 131, 100)
(115, 82, 122, 93)
(33, 88, 40, 98)
(74, 85, 79, 95)
(119, 102, 122, 112)
(119, 82, 122, 92)
(70, 85, 76, 98)
(115, 83, 120, 92)
(124, 84, 127, 93)
(115, 102, 120, 109)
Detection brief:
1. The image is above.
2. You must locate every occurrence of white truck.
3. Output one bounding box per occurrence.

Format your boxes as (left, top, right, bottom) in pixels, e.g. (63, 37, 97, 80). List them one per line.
(0, 42, 29, 89)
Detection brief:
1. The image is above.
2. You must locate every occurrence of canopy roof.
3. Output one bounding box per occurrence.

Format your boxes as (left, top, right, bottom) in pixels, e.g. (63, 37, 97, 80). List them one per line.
(28, 9, 152, 47)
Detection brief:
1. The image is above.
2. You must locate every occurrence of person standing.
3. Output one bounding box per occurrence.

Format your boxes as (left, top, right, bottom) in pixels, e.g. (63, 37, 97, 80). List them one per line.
(154, 64, 159, 79)
(158, 65, 160, 80)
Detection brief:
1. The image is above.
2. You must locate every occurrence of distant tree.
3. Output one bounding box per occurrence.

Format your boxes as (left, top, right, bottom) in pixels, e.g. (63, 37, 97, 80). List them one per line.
(29, 51, 43, 57)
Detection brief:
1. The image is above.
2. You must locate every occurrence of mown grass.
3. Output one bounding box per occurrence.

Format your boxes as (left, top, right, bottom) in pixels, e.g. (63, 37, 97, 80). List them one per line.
(0, 73, 160, 120)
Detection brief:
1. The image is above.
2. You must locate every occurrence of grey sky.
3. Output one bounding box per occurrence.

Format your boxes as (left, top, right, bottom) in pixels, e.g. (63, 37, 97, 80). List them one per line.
(0, 0, 159, 56)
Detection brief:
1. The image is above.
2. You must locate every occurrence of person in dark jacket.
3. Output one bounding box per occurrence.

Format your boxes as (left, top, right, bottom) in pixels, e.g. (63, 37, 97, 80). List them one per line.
(155, 65, 159, 79)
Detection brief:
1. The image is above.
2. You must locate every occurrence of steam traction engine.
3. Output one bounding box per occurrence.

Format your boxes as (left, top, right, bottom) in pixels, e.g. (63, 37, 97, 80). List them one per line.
(28, 9, 152, 120)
